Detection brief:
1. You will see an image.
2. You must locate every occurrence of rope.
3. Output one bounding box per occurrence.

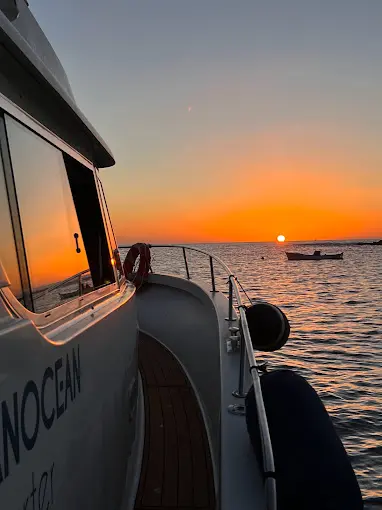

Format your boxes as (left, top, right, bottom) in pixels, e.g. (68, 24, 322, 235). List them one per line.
(235, 276, 253, 305)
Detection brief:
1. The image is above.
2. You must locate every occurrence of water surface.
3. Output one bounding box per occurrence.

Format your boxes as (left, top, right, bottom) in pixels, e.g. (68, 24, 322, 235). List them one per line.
(145, 242, 381, 505)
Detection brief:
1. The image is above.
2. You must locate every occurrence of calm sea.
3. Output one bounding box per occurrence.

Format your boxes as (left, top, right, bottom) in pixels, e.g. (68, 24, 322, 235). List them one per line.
(141, 242, 381, 506)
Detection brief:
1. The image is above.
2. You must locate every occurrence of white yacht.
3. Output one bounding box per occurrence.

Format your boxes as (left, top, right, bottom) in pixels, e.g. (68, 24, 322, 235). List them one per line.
(0, 2, 364, 509)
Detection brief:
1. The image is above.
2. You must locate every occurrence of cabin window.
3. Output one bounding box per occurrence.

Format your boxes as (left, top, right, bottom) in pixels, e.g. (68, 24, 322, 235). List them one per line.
(96, 176, 123, 281)
(63, 155, 116, 290)
(0, 151, 22, 300)
(5, 116, 115, 313)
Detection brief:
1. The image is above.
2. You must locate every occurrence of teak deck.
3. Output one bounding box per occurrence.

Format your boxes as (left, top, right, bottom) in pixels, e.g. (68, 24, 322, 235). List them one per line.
(135, 333, 215, 510)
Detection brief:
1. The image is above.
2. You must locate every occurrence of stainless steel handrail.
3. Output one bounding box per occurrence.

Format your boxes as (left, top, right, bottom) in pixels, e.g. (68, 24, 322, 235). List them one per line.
(120, 243, 277, 510)
(33, 268, 90, 300)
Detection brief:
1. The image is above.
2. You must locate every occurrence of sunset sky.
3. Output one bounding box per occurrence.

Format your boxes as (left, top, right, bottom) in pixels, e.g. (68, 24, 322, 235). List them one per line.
(32, 1, 382, 243)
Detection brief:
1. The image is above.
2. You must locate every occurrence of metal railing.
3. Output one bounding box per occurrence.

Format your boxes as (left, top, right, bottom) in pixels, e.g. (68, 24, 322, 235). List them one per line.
(120, 244, 277, 510)
(33, 268, 90, 302)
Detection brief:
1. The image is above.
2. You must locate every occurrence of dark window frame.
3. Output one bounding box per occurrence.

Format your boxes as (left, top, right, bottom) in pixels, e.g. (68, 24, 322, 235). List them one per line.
(63, 153, 116, 291)
(95, 172, 123, 284)
(0, 114, 33, 310)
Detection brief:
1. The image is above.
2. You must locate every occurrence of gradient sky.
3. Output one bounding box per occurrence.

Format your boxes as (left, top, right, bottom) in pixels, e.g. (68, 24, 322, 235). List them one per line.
(31, 1, 382, 242)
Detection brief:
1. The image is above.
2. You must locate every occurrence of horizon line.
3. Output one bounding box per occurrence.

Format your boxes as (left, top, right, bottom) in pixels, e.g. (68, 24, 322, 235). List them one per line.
(117, 236, 381, 245)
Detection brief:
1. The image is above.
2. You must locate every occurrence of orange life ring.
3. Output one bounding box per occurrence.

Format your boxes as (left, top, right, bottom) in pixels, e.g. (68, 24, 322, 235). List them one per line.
(123, 243, 151, 287)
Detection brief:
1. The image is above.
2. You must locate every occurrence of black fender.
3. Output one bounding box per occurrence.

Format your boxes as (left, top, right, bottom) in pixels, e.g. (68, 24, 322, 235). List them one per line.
(245, 370, 363, 510)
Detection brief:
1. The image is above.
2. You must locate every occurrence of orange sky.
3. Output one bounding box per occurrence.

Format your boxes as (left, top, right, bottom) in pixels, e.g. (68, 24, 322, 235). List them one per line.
(104, 126, 382, 244)
(33, 1, 382, 244)
(32, 1, 382, 244)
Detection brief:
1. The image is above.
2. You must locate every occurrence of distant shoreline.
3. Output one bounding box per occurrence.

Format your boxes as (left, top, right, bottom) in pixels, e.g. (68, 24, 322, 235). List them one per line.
(297, 240, 382, 247)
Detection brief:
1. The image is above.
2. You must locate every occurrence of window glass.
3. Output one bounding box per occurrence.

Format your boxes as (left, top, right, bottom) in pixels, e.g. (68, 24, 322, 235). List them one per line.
(5, 116, 94, 312)
(97, 177, 123, 280)
(0, 153, 22, 300)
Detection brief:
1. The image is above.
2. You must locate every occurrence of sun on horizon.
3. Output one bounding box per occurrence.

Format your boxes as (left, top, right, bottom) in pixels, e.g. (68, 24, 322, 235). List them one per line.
(277, 234, 286, 243)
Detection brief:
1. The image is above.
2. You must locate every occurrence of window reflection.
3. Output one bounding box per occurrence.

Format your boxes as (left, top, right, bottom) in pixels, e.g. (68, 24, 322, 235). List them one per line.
(0, 153, 22, 299)
(5, 116, 94, 312)
(97, 177, 123, 281)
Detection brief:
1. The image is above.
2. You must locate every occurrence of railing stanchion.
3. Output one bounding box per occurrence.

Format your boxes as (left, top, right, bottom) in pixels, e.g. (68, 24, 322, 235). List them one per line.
(182, 247, 190, 279)
(232, 326, 246, 398)
(225, 277, 237, 321)
(209, 256, 216, 292)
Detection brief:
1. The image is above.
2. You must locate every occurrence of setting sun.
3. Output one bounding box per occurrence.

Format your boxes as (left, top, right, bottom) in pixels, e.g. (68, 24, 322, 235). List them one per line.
(277, 235, 286, 243)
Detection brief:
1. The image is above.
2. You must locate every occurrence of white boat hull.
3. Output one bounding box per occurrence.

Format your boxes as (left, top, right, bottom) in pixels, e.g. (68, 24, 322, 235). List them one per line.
(0, 288, 140, 510)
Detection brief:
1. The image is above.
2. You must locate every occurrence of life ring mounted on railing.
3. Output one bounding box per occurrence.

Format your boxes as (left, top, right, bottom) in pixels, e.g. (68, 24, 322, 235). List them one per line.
(123, 243, 151, 288)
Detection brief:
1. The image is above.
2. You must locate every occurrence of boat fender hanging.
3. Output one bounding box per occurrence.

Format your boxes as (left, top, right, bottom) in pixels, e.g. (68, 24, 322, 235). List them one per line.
(123, 243, 151, 287)
(245, 302, 290, 351)
(245, 370, 363, 510)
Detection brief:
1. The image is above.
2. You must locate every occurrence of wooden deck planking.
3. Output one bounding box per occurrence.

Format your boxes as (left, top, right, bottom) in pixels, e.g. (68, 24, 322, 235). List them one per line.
(135, 333, 215, 510)
(141, 388, 164, 507)
(160, 387, 179, 507)
(181, 388, 210, 508)
(170, 388, 193, 507)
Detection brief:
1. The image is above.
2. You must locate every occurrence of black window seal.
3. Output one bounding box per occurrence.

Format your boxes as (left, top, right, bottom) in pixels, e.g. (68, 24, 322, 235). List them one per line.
(0, 113, 33, 310)
(95, 172, 121, 286)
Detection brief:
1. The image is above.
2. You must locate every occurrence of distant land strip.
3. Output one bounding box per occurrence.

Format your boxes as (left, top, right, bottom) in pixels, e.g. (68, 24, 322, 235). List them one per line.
(297, 240, 382, 247)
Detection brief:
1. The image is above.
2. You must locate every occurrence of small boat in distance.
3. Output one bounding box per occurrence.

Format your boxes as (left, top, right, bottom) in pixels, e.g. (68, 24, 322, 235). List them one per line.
(286, 250, 344, 260)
